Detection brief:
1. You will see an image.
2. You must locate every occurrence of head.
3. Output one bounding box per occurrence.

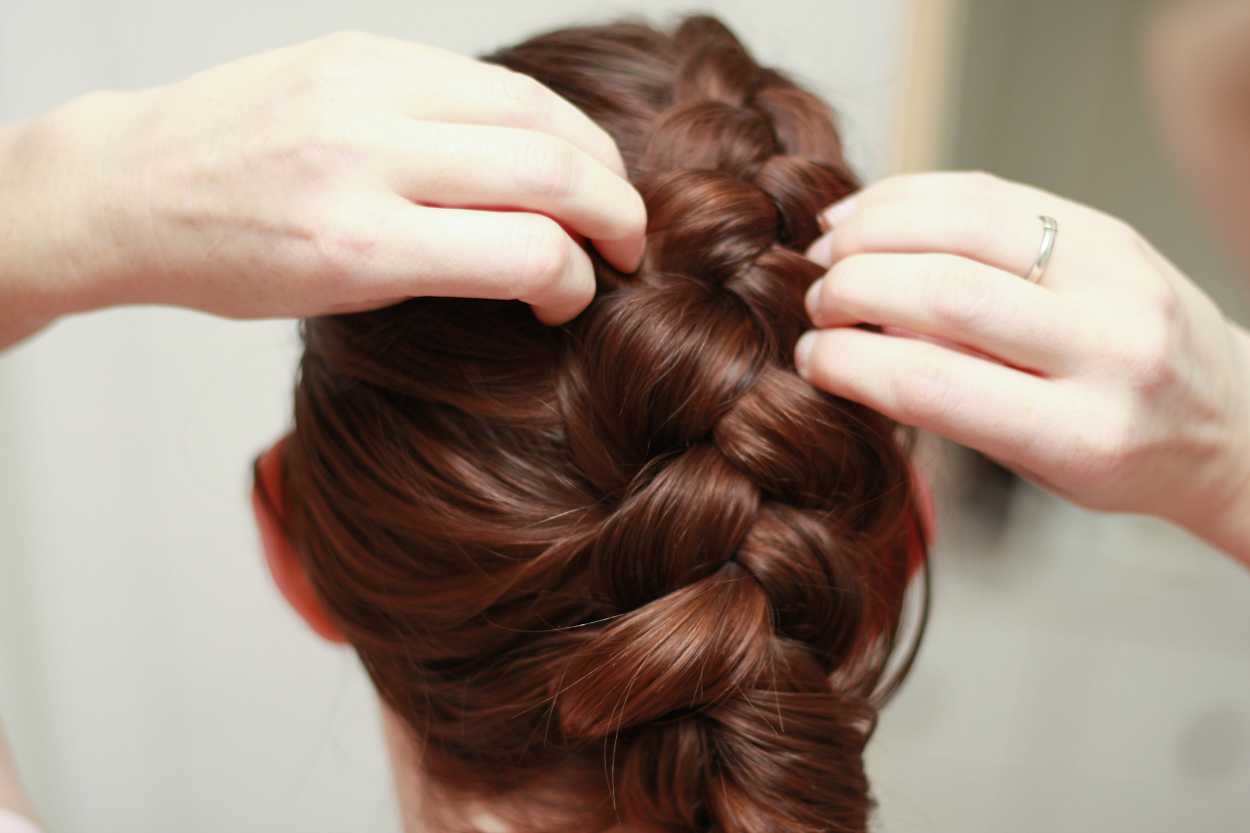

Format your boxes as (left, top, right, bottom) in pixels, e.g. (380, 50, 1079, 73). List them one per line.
(253, 15, 929, 833)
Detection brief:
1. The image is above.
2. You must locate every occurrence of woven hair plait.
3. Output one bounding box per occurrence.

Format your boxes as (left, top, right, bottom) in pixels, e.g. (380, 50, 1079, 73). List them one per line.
(285, 15, 928, 833)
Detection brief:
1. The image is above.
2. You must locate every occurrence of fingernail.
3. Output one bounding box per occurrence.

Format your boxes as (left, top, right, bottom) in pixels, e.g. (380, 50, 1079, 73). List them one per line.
(625, 235, 647, 274)
(794, 331, 816, 378)
(806, 233, 835, 266)
(821, 195, 858, 228)
(804, 278, 824, 322)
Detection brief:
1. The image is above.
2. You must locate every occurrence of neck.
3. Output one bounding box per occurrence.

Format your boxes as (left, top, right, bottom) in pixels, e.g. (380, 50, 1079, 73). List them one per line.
(380, 705, 427, 832)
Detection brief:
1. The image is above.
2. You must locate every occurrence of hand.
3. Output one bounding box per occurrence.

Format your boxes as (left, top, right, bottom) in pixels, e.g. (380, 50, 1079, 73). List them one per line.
(796, 172, 1250, 563)
(2, 31, 645, 338)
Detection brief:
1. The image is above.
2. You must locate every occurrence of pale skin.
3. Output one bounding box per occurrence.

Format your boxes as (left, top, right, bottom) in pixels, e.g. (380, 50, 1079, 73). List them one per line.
(3, 10, 1250, 825)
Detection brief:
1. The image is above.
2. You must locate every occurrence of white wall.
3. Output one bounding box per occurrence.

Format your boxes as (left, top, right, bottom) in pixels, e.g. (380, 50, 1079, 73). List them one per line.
(0, 2, 907, 831)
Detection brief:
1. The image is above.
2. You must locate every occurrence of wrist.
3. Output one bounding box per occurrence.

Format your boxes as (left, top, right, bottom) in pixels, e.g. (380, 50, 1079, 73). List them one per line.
(0, 90, 146, 341)
(1180, 322, 1250, 566)
(0, 113, 62, 345)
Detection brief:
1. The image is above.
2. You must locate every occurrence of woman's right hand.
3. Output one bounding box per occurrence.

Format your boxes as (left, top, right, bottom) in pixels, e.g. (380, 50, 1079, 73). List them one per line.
(1, 31, 645, 338)
(797, 172, 1250, 564)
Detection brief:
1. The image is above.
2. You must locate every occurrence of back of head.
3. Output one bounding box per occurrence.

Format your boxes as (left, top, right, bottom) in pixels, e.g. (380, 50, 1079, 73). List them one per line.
(283, 15, 928, 833)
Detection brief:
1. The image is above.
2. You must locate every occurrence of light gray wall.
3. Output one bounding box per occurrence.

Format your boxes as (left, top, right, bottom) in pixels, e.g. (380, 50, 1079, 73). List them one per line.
(0, 2, 907, 831)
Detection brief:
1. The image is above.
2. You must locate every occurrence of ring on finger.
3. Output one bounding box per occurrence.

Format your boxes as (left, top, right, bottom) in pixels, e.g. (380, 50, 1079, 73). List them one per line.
(1024, 214, 1059, 284)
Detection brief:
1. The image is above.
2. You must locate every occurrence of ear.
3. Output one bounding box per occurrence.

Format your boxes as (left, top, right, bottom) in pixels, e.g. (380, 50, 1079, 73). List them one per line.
(252, 435, 348, 644)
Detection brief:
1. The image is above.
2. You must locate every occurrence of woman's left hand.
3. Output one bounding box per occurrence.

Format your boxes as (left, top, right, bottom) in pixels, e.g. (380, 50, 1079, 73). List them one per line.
(795, 171, 1250, 563)
(0, 32, 648, 349)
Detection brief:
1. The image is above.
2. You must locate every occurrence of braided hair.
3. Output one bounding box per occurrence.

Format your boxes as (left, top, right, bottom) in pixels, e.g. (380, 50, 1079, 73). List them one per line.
(284, 15, 929, 833)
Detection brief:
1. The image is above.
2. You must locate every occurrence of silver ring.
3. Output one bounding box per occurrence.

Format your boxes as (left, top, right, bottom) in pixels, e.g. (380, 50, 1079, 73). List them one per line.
(1026, 215, 1058, 284)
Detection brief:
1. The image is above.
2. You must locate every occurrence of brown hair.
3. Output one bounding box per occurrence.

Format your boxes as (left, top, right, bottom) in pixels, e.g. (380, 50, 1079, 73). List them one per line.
(281, 15, 928, 833)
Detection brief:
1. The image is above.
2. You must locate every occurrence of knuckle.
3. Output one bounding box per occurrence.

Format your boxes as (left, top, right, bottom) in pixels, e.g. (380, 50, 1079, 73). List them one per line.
(1110, 216, 1144, 247)
(833, 213, 880, 256)
(869, 173, 915, 203)
(928, 261, 993, 332)
(890, 358, 955, 426)
(825, 254, 870, 304)
(292, 42, 361, 106)
(1066, 410, 1136, 482)
(511, 215, 572, 300)
(1146, 278, 1182, 323)
(587, 122, 627, 175)
(1101, 291, 1177, 389)
(832, 251, 874, 277)
(512, 133, 580, 200)
(317, 29, 374, 57)
(289, 125, 363, 180)
(953, 206, 998, 258)
(961, 170, 1001, 196)
(306, 199, 381, 285)
(492, 69, 550, 127)
(1124, 321, 1175, 390)
(879, 171, 960, 204)
(303, 30, 373, 81)
(297, 31, 396, 103)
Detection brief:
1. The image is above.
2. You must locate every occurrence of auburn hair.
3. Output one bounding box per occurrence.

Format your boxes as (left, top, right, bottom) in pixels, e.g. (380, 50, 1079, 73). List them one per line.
(280, 15, 929, 833)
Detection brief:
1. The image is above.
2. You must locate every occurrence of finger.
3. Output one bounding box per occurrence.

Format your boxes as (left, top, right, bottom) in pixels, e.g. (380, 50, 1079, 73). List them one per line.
(329, 192, 597, 325)
(806, 172, 1101, 290)
(804, 252, 1087, 374)
(335, 39, 645, 271)
(397, 47, 629, 179)
(380, 121, 646, 274)
(794, 326, 1063, 470)
(809, 195, 1044, 280)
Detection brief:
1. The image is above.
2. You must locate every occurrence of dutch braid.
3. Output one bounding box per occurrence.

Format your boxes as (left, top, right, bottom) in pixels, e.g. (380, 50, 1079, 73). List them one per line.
(286, 15, 928, 833)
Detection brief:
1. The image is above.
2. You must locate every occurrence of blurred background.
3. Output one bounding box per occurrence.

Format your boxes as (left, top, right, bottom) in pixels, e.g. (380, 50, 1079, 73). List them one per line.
(1, 1, 1248, 831)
